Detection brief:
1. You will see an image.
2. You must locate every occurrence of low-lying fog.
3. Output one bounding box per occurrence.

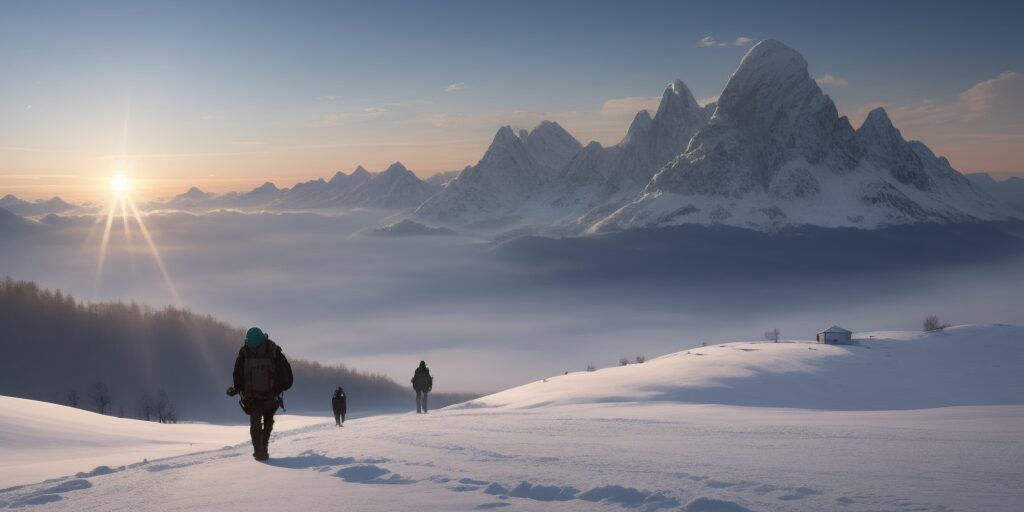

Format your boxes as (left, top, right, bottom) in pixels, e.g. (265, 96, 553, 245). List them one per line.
(4, 209, 1023, 394)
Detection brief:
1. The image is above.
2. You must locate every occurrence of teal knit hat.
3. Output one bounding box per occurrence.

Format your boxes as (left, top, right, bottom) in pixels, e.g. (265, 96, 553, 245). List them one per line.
(245, 327, 267, 348)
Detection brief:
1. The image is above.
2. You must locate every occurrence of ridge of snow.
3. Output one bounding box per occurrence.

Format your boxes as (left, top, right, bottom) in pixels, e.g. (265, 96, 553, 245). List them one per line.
(461, 324, 1024, 410)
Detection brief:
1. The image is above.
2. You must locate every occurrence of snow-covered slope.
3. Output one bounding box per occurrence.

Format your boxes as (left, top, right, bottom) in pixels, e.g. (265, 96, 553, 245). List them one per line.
(3, 327, 1022, 511)
(0, 396, 322, 488)
(462, 324, 1024, 410)
(967, 172, 1024, 217)
(594, 40, 1007, 232)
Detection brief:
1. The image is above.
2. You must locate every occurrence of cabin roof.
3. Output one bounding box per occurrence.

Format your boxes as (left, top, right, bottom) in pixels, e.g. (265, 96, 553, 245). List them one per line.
(819, 325, 852, 334)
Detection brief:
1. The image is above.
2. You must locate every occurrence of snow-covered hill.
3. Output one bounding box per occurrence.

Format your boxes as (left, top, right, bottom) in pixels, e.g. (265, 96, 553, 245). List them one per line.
(0, 396, 322, 488)
(462, 324, 1024, 410)
(2, 325, 1021, 511)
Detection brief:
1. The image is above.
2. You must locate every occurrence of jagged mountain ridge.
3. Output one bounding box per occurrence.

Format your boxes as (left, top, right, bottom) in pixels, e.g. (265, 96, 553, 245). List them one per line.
(132, 39, 1011, 233)
(592, 39, 1007, 232)
(414, 123, 581, 224)
(151, 163, 435, 211)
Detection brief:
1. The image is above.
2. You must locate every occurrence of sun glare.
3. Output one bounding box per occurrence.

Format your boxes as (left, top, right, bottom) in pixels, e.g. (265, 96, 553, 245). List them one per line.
(111, 174, 130, 195)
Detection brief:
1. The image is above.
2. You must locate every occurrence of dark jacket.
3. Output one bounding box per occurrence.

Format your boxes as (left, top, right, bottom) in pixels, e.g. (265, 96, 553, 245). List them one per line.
(332, 392, 347, 414)
(232, 339, 293, 398)
(411, 366, 432, 392)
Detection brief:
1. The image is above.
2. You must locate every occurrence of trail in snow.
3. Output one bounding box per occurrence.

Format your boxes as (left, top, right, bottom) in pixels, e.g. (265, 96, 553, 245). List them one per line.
(2, 325, 1022, 511)
(2, 404, 1022, 511)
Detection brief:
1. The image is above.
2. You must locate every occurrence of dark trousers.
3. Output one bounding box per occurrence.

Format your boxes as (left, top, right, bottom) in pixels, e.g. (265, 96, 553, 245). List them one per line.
(416, 389, 428, 413)
(333, 411, 345, 426)
(247, 399, 277, 455)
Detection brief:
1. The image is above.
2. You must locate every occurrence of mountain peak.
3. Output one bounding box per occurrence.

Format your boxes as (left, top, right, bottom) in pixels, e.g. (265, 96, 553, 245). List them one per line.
(655, 79, 701, 121)
(736, 39, 808, 79)
(383, 162, 410, 174)
(253, 182, 279, 193)
(492, 125, 520, 147)
(524, 121, 582, 171)
(666, 79, 689, 97)
(623, 110, 654, 145)
(858, 107, 909, 147)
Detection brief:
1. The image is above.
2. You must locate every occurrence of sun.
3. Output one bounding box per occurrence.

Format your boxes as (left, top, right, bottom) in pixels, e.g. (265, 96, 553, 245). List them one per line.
(111, 173, 130, 195)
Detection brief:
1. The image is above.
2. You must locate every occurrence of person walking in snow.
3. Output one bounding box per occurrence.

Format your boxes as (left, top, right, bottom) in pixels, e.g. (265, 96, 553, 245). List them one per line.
(332, 387, 347, 426)
(411, 361, 433, 414)
(227, 327, 293, 461)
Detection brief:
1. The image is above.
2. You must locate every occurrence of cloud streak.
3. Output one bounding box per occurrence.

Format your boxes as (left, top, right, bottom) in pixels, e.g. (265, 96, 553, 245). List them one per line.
(697, 36, 754, 48)
(445, 82, 472, 93)
(816, 74, 848, 87)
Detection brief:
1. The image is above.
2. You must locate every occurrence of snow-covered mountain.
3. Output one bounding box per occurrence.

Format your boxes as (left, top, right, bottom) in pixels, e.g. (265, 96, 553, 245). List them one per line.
(0, 195, 76, 217)
(273, 166, 373, 209)
(967, 172, 1024, 216)
(424, 169, 461, 187)
(522, 120, 583, 171)
(153, 163, 435, 211)
(128, 39, 1013, 234)
(415, 123, 580, 224)
(593, 39, 1007, 232)
(339, 162, 439, 209)
(540, 80, 710, 223)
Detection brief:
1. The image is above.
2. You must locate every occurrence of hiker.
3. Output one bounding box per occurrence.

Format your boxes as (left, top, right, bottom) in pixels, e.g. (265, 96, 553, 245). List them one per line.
(332, 387, 347, 427)
(227, 327, 293, 461)
(411, 361, 433, 414)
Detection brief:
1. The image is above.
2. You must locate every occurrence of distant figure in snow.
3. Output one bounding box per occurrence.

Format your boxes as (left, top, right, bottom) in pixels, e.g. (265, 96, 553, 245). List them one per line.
(227, 327, 293, 461)
(411, 361, 433, 414)
(332, 387, 347, 426)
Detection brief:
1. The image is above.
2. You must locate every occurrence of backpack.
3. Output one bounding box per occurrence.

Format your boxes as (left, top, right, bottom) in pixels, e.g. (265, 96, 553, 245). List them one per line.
(243, 341, 277, 397)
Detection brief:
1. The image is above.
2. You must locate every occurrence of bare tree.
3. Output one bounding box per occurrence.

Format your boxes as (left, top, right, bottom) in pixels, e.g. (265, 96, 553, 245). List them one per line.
(67, 389, 80, 408)
(764, 328, 781, 343)
(634, 355, 646, 364)
(157, 389, 171, 424)
(586, 365, 596, 372)
(89, 382, 112, 414)
(167, 405, 178, 424)
(139, 394, 155, 421)
(923, 315, 948, 332)
(618, 357, 630, 366)
(117, 405, 125, 418)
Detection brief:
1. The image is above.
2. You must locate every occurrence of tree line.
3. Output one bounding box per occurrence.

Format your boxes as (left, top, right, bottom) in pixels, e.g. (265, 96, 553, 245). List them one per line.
(1, 278, 470, 421)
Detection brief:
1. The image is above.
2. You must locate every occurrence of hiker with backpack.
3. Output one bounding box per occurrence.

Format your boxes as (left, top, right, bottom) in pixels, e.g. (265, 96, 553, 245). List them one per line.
(411, 361, 433, 414)
(226, 327, 293, 461)
(332, 387, 347, 427)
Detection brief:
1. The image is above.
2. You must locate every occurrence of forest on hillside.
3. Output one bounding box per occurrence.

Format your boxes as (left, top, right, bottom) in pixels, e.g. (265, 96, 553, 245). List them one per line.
(0, 278, 474, 421)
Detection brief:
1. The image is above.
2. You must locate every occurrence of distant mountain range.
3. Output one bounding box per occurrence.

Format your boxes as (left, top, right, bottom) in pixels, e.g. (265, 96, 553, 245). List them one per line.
(0, 195, 76, 217)
(6, 40, 1021, 236)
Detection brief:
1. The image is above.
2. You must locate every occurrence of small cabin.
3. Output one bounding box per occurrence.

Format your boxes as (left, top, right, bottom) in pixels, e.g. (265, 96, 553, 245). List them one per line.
(817, 326, 853, 344)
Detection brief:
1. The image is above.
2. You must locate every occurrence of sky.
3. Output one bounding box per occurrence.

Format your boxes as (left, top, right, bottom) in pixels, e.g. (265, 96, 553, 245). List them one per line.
(1, 0, 1022, 201)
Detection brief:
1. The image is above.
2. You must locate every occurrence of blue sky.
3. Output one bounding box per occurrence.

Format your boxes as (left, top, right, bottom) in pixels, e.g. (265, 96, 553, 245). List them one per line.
(1, 0, 1021, 199)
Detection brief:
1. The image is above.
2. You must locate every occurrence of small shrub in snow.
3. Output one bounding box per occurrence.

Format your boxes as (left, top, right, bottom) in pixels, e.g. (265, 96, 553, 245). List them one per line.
(586, 365, 596, 372)
(923, 315, 950, 332)
(634, 355, 646, 364)
(619, 357, 630, 366)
